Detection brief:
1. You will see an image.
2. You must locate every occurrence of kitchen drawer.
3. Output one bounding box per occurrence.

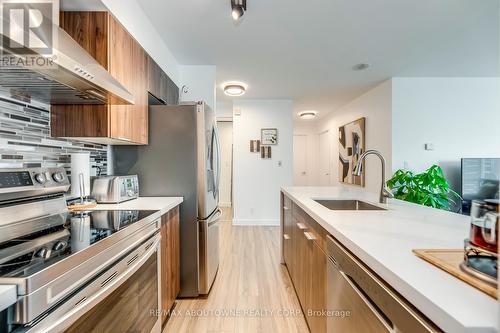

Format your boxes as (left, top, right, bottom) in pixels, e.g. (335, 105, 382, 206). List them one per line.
(293, 203, 327, 253)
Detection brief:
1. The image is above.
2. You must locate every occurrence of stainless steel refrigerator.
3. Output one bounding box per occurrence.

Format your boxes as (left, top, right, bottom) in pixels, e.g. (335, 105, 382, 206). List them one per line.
(113, 101, 221, 297)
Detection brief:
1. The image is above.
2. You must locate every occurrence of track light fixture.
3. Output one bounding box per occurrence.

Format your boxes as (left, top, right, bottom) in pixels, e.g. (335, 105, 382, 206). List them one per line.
(231, 0, 247, 21)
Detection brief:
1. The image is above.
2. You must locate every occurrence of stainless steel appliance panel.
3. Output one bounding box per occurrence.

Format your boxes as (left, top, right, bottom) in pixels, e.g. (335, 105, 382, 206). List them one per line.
(198, 208, 221, 294)
(114, 102, 220, 297)
(113, 103, 203, 297)
(326, 235, 439, 333)
(0, 15, 134, 105)
(14, 234, 162, 333)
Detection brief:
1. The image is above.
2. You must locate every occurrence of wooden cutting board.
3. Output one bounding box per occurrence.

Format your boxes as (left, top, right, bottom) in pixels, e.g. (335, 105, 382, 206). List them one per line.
(413, 249, 498, 299)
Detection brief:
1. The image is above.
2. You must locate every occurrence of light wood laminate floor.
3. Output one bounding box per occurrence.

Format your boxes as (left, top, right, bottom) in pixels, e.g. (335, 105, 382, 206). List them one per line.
(163, 208, 309, 333)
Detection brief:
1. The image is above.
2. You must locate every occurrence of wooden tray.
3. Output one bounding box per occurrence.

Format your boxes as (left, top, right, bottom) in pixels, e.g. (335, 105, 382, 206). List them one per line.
(67, 201, 97, 211)
(413, 249, 498, 299)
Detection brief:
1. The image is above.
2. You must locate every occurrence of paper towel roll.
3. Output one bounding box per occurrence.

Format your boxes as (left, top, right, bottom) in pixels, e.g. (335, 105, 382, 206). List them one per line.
(70, 153, 91, 198)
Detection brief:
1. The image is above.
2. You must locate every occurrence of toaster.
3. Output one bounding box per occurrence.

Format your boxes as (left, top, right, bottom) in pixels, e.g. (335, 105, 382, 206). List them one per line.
(91, 175, 139, 203)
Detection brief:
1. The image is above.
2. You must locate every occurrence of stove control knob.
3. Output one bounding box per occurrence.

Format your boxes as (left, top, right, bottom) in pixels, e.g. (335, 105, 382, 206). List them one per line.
(35, 247, 48, 258)
(52, 172, 65, 183)
(52, 241, 67, 251)
(34, 173, 47, 184)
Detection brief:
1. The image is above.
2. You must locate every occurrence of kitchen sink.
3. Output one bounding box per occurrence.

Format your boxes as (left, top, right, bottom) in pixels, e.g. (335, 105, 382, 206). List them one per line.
(314, 199, 386, 211)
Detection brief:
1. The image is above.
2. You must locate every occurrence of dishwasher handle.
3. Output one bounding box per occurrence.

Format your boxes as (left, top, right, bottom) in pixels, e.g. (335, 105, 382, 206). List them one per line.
(338, 266, 393, 331)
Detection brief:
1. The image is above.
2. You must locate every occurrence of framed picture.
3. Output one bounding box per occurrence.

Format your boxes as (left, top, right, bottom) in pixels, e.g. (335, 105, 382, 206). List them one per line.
(261, 128, 278, 145)
(250, 140, 260, 152)
(339, 117, 366, 186)
(261, 146, 272, 159)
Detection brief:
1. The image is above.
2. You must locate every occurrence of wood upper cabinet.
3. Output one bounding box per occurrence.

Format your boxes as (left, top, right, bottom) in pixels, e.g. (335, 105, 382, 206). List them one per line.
(147, 55, 179, 105)
(160, 206, 180, 326)
(51, 11, 148, 145)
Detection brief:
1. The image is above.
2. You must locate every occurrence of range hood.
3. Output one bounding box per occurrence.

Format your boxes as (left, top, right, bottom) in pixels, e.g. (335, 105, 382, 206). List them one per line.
(0, 17, 134, 105)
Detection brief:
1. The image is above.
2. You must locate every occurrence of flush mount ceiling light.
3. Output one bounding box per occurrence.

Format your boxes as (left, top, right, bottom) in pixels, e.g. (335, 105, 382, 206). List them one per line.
(223, 82, 247, 96)
(231, 0, 247, 20)
(298, 110, 318, 119)
(352, 63, 370, 71)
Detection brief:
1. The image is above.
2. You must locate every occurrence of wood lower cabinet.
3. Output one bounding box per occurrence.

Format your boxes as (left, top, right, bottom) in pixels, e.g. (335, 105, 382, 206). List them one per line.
(282, 193, 326, 333)
(52, 11, 148, 145)
(160, 206, 180, 326)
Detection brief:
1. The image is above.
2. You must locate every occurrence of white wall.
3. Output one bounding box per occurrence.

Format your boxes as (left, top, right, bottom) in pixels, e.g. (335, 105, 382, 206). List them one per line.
(233, 100, 293, 225)
(101, 0, 180, 85)
(216, 101, 234, 120)
(392, 77, 500, 192)
(179, 65, 217, 111)
(315, 80, 393, 194)
(218, 121, 233, 207)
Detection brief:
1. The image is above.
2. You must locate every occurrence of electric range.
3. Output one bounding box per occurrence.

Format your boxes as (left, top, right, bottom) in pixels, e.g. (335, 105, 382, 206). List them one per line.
(0, 167, 161, 331)
(0, 209, 157, 281)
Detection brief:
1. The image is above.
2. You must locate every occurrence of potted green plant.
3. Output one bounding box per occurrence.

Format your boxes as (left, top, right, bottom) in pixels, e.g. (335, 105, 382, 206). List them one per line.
(387, 165, 462, 212)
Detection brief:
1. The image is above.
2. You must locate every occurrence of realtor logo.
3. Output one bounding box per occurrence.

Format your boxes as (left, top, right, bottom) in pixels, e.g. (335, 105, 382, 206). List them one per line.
(0, 0, 58, 67)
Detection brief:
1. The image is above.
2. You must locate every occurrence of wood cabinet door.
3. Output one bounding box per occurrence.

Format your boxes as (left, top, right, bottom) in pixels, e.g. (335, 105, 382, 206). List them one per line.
(292, 217, 309, 309)
(283, 197, 293, 273)
(306, 240, 327, 333)
(108, 14, 148, 144)
(147, 55, 162, 100)
(160, 207, 180, 326)
(166, 75, 179, 105)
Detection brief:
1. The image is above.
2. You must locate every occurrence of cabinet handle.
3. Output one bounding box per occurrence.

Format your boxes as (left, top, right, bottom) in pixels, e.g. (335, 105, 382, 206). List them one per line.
(117, 137, 132, 142)
(283, 206, 290, 211)
(296, 222, 307, 230)
(304, 231, 316, 241)
(283, 234, 290, 240)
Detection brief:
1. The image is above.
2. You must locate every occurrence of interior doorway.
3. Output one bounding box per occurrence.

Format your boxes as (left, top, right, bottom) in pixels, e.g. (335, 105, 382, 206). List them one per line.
(319, 130, 332, 186)
(293, 135, 308, 185)
(217, 120, 233, 221)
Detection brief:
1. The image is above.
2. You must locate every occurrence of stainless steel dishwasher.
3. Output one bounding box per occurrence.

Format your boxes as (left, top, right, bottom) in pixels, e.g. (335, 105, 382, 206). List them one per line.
(326, 235, 440, 333)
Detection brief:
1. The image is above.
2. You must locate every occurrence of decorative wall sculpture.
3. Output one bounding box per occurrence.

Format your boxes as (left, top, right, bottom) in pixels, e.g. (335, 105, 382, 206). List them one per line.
(339, 117, 365, 186)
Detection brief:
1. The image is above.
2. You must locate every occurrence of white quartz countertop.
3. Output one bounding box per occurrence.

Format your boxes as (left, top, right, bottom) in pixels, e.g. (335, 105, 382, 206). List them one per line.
(281, 186, 498, 333)
(0, 285, 17, 312)
(89, 196, 183, 219)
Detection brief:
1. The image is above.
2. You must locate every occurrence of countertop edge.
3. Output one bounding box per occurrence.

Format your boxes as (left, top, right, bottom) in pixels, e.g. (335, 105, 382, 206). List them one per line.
(89, 197, 183, 217)
(0, 285, 17, 312)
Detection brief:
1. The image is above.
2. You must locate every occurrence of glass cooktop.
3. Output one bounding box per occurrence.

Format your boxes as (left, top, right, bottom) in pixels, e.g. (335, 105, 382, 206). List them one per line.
(0, 210, 157, 278)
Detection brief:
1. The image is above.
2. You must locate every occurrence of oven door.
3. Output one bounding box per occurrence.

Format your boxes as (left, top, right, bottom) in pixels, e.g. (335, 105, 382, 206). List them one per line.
(17, 234, 162, 333)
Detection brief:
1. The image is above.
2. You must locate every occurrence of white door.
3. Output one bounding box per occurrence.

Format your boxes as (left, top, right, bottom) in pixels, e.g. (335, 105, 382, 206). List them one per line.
(319, 130, 332, 185)
(293, 135, 308, 185)
(217, 121, 233, 207)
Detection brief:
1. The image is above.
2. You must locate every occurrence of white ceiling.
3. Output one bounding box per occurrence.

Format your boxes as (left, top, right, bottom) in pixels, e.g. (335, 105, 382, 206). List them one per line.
(67, 0, 499, 119)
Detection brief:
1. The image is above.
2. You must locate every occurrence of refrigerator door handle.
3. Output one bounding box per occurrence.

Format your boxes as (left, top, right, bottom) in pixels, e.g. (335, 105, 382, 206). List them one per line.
(207, 208, 222, 227)
(213, 122, 222, 198)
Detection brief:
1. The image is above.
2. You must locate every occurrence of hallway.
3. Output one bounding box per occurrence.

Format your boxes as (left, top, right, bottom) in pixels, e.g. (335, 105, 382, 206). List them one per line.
(163, 210, 308, 333)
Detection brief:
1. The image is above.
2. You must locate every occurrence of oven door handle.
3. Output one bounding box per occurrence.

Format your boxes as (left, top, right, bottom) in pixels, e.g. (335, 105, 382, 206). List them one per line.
(37, 234, 161, 333)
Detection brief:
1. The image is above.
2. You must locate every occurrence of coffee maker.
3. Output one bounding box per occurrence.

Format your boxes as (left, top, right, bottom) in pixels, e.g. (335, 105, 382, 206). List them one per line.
(460, 200, 499, 285)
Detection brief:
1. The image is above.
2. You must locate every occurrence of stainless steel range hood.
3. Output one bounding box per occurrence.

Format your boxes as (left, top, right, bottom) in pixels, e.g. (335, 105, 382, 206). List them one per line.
(0, 16, 134, 105)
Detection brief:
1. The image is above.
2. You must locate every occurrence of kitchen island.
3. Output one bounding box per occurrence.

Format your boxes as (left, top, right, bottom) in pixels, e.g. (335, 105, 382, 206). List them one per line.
(281, 186, 497, 333)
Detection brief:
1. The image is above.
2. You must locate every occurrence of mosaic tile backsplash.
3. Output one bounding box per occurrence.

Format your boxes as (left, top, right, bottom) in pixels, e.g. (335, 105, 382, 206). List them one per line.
(0, 96, 108, 176)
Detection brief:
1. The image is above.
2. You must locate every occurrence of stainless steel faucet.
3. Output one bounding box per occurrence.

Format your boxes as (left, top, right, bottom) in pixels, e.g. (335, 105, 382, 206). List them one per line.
(352, 150, 394, 204)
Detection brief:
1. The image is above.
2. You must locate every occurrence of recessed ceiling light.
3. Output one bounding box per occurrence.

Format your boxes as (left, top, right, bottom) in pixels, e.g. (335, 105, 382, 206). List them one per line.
(223, 82, 247, 96)
(298, 110, 318, 119)
(352, 63, 370, 71)
(231, 0, 247, 21)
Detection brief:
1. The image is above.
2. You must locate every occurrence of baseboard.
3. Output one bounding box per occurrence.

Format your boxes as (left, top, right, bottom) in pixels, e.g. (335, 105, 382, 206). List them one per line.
(219, 202, 232, 207)
(232, 219, 280, 226)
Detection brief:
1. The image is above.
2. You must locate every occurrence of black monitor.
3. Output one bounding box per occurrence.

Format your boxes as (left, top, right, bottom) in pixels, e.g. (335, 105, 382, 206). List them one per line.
(461, 158, 500, 213)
